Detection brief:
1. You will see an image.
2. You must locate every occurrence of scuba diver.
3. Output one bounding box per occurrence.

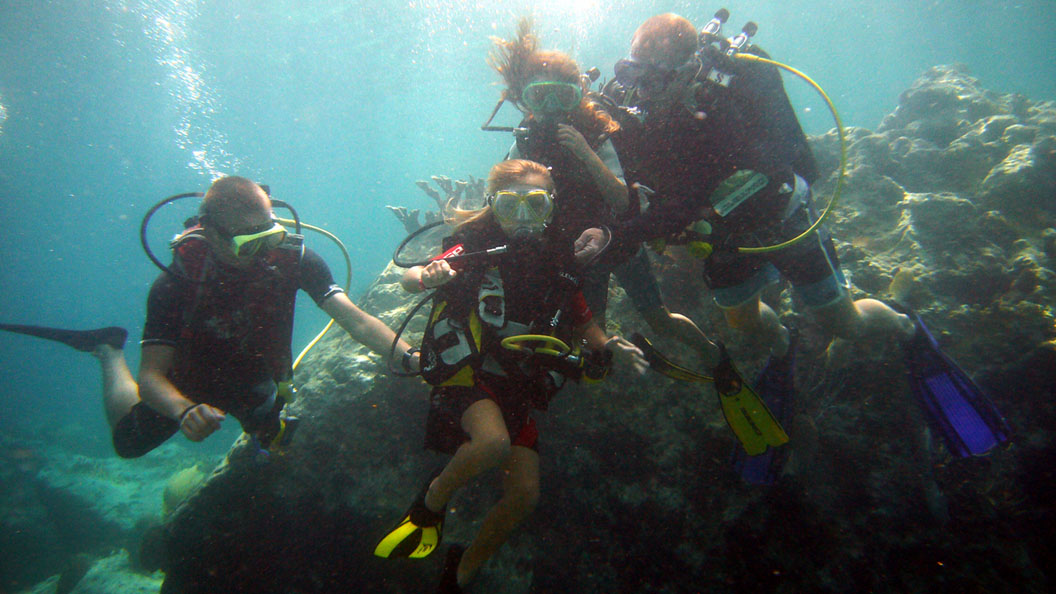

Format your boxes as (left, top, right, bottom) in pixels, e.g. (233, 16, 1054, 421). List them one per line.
(0, 176, 419, 458)
(372, 159, 645, 593)
(486, 18, 724, 369)
(576, 12, 1008, 481)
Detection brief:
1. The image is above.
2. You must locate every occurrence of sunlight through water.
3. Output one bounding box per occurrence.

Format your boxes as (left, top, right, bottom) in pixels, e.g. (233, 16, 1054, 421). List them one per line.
(111, 0, 240, 178)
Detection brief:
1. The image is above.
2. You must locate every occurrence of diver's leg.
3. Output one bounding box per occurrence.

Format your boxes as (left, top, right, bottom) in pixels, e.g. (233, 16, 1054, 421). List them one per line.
(811, 294, 914, 341)
(425, 398, 511, 513)
(92, 344, 142, 429)
(723, 294, 790, 358)
(641, 306, 721, 368)
(0, 323, 139, 427)
(456, 444, 540, 586)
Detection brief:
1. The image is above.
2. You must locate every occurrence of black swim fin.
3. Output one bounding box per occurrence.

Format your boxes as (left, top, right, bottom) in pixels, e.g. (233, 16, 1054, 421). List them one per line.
(630, 333, 712, 382)
(730, 328, 798, 485)
(902, 312, 1010, 457)
(0, 323, 127, 352)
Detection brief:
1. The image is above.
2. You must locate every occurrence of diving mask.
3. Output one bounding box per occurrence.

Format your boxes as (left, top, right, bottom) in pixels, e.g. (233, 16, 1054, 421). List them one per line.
(614, 59, 678, 95)
(211, 218, 288, 258)
(521, 81, 583, 115)
(488, 189, 555, 235)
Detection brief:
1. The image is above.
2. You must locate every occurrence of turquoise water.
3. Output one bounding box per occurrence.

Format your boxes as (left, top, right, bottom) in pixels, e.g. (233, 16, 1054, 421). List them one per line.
(0, 0, 1053, 527)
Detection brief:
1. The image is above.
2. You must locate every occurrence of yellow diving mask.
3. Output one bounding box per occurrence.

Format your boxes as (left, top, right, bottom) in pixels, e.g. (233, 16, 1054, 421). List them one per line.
(215, 219, 288, 258)
(488, 189, 555, 231)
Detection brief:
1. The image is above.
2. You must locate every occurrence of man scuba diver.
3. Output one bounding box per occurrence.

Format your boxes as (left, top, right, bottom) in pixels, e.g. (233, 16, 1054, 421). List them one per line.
(1, 176, 419, 457)
(578, 12, 1008, 481)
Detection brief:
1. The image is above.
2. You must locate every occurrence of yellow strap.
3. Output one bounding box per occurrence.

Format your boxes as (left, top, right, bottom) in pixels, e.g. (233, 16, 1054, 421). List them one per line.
(500, 334, 572, 357)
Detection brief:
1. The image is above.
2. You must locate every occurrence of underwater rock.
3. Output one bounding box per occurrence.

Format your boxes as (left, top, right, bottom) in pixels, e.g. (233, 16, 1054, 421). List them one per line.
(878, 64, 1008, 139)
(980, 139, 1056, 216)
(161, 463, 207, 516)
(55, 553, 94, 594)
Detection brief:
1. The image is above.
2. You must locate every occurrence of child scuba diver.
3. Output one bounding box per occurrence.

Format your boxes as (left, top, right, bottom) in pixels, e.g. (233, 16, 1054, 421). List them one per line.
(374, 159, 645, 593)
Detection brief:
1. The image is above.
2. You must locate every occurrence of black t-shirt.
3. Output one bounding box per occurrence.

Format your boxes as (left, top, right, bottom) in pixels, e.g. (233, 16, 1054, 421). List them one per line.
(142, 244, 342, 407)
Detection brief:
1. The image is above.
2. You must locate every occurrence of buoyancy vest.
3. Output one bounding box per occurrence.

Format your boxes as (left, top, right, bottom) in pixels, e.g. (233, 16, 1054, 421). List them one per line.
(605, 45, 818, 239)
(418, 252, 586, 405)
(166, 227, 305, 396)
(692, 44, 818, 185)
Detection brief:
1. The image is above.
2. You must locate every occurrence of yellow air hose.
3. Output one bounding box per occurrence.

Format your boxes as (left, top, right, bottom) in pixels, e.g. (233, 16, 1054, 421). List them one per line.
(728, 53, 848, 254)
(273, 217, 354, 371)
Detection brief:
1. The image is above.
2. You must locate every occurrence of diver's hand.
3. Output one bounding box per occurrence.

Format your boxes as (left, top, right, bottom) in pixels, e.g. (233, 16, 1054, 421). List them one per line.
(574, 227, 609, 265)
(557, 124, 593, 161)
(606, 335, 648, 375)
(179, 403, 226, 442)
(421, 259, 457, 289)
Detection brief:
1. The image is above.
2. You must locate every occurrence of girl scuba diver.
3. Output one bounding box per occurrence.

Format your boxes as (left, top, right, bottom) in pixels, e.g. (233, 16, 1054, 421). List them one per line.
(374, 159, 645, 593)
(490, 18, 724, 373)
(488, 18, 628, 253)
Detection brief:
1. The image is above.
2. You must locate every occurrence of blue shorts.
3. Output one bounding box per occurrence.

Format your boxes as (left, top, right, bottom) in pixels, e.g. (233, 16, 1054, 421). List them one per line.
(706, 192, 849, 310)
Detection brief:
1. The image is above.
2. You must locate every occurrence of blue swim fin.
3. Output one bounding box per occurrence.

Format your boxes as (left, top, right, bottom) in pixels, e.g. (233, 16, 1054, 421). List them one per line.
(730, 328, 797, 485)
(902, 312, 1010, 457)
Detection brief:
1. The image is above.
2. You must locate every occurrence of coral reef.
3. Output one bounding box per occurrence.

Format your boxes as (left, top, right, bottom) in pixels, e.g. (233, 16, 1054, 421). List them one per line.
(387, 174, 487, 233)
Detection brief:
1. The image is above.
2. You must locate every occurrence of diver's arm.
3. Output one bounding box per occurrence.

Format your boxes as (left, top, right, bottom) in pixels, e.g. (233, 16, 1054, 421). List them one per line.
(321, 293, 418, 370)
(138, 344, 225, 441)
(557, 125, 629, 213)
(401, 260, 457, 294)
(576, 321, 647, 374)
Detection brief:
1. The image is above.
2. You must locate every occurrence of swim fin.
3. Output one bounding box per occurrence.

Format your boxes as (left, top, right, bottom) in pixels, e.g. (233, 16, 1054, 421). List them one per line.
(0, 323, 127, 352)
(713, 342, 790, 456)
(730, 329, 798, 485)
(630, 333, 788, 455)
(374, 480, 446, 559)
(630, 332, 713, 382)
(902, 311, 1010, 457)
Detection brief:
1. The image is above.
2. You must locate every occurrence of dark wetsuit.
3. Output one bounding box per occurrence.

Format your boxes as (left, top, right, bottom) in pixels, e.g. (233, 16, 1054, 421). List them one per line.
(509, 117, 665, 321)
(112, 236, 342, 458)
(613, 46, 846, 309)
(423, 225, 592, 455)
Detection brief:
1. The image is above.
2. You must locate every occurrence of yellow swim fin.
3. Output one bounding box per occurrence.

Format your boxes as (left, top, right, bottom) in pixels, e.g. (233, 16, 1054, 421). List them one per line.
(374, 481, 445, 559)
(713, 343, 789, 455)
(632, 333, 787, 455)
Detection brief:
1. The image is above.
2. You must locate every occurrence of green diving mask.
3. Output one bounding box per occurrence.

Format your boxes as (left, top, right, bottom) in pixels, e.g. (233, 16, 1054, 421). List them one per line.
(521, 81, 583, 115)
(488, 189, 555, 235)
(209, 218, 288, 258)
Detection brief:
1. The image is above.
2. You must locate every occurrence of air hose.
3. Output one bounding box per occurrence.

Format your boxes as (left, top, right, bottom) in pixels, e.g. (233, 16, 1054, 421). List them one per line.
(728, 52, 848, 254)
(273, 217, 353, 371)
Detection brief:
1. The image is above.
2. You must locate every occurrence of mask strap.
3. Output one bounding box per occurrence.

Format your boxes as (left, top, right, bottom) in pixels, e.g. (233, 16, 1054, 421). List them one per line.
(481, 98, 517, 133)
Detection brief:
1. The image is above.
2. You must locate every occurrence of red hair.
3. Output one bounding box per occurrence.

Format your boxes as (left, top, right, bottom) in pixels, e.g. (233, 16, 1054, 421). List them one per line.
(453, 160, 554, 232)
(489, 18, 618, 142)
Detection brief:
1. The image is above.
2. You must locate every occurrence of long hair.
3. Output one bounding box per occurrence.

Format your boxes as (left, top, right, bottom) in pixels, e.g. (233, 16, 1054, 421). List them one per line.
(488, 18, 618, 142)
(451, 160, 554, 233)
